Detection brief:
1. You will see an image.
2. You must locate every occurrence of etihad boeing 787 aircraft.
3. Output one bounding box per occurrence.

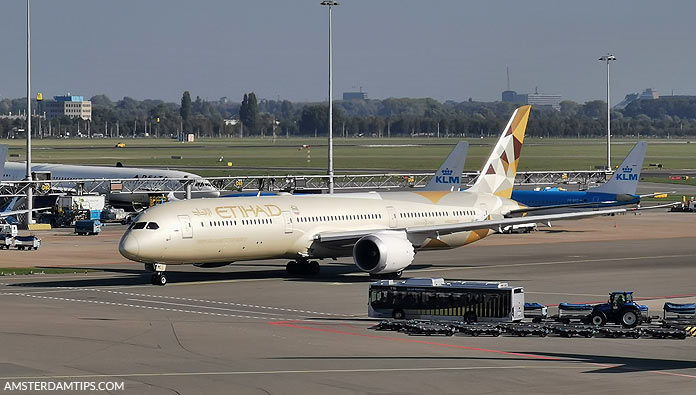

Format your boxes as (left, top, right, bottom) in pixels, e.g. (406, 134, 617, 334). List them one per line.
(119, 105, 630, 285)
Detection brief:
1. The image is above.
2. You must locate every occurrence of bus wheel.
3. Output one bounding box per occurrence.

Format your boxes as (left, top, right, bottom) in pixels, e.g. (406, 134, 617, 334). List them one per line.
(463, 312, 477, 323)
(392, 309, 405, 320)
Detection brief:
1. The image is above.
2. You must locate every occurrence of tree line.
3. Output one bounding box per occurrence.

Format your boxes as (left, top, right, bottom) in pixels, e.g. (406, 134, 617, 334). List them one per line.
(2, 93, 696, 139)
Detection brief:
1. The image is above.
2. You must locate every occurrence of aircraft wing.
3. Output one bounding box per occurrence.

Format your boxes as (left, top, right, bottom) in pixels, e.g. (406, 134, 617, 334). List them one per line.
(314, 207, 628, 244)
(0, 207, 51, 218)
(639, 191, 676, 198)
(505, 200, 619, 217)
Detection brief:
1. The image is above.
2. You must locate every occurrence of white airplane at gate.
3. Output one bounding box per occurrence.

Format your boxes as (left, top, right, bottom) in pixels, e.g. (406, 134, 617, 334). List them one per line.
(119, 105, 630, 285)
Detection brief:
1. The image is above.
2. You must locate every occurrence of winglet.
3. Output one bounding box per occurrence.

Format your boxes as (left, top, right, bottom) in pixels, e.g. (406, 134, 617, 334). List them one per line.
(468, 105, 531, 198)
(592, 141, 647, 195)
(0, 144, 7, 178)
(423, 141, 469, 191)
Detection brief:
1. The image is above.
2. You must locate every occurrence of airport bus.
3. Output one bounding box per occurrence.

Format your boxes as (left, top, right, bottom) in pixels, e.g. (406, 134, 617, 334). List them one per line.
(368, 278, 524, 322)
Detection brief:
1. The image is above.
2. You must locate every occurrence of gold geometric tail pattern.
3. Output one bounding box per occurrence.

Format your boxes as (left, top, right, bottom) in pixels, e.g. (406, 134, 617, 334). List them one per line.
(468, 105, 531, 199)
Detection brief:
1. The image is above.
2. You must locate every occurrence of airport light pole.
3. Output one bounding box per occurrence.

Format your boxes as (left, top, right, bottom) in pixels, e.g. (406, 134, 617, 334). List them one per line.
(599, 53, 616, 171)
(25, 0, 33, 226)
(321, 1, 339, 194)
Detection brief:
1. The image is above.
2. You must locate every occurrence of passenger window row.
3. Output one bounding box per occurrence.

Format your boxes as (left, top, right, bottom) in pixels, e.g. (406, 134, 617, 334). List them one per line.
(297, 213, 382, 223)
(205, 218, 273, 227)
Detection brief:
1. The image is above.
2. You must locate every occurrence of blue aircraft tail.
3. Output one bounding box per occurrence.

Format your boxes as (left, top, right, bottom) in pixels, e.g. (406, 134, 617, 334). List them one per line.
(591, 141, 647, 195)
(423, 141, 469, 191)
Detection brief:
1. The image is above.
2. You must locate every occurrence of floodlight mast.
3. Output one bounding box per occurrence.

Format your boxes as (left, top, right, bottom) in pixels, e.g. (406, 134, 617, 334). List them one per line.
(599, 53, 616, 171)
(26, 0, 33, 225)
(321, 1, 339, 193)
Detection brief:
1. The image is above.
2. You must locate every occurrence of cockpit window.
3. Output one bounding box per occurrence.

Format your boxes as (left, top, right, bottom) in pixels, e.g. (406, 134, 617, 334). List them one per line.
(146, 222, 159, 230)
(132, 222, 147, 230)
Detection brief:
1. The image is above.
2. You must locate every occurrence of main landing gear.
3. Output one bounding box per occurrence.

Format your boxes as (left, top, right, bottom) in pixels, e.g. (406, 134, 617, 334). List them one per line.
(369, 270, 403, 280)
(146, 263, 168, 286)
(286, 259, 320, 275)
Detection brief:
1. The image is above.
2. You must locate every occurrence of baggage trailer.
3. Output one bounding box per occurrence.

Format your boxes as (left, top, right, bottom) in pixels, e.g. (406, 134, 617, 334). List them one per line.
(556, 303, 593, 324)
(14, 235, 41, 250)
(524, 302, 549, 323)
(663, 302, 696, 321)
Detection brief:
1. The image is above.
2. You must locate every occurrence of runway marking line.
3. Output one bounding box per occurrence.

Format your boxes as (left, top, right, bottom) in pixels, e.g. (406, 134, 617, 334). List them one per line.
(126, 298, 286, 317)
(268, 320, 559, 361)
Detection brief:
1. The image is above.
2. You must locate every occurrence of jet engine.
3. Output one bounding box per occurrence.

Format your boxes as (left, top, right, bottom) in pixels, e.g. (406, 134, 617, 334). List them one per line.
(353, 232, 415, 274)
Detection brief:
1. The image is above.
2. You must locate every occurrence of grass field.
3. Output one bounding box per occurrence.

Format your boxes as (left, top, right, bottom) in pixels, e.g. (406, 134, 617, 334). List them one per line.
(3, 137, 696, 177)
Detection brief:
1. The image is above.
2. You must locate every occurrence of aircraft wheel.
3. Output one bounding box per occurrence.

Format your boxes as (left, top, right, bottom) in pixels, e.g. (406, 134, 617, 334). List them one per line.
(309, 261, 320, 275)
(151, 273, 167, 286)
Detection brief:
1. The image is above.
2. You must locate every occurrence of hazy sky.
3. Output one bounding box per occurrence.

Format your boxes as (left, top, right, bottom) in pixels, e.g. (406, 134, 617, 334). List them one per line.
(0, 1, 693, 104)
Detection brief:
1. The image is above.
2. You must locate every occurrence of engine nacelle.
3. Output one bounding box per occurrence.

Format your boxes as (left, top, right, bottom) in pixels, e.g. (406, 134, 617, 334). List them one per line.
(353, 232, 415, 274)
(193, 262, 232, 268)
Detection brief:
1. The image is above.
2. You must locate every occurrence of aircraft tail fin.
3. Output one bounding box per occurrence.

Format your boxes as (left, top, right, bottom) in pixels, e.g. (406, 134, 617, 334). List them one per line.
(0, 144, 7, 178)
(592, 141, 647, 195)
(467, 105, 531, 198)
(423, 141, 469, 191)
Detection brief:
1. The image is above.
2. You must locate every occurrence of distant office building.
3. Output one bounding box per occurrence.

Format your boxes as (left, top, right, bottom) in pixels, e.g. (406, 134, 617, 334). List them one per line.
(45, 95, 92, 120)
(614, 88, 659, 110)
(343, 91, 368, 101)
(526, 93, 562, 110)
(502, 90, 561, 110)
(501, 90, 526, 104)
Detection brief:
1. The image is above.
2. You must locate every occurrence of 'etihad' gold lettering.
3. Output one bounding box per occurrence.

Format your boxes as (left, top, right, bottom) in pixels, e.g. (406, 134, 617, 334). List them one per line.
(214, 205, 283, 219)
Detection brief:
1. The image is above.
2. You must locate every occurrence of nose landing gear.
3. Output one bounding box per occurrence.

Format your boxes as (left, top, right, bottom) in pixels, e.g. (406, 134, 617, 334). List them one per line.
(145, 263, 168, 286)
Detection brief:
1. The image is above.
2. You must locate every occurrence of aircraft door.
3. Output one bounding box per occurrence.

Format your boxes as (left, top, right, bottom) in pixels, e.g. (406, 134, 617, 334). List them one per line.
(282, 212, 293, 234)
(386, 206, 398, 228)
(178, 215, 193, 239)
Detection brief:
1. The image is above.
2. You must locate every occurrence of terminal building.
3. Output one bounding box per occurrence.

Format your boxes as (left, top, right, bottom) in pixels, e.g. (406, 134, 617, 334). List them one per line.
(45, 95, 92, 120)
(614, 88, 660, 110)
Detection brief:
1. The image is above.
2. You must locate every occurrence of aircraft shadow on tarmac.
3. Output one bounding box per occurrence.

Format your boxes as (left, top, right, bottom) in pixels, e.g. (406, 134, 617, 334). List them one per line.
(8, 261, 524, 288)
(529, 352, 696, 374)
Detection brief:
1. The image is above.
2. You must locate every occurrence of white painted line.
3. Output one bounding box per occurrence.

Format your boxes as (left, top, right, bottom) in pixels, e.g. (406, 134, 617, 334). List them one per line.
(126, 298, 286, 317)
(0, 365, 585, 381)
(0, 292, 286, 321)
(405, 253, 696, 275)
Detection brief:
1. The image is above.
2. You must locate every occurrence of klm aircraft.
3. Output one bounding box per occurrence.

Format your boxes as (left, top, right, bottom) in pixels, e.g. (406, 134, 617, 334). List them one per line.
(510, 142, 648, 211)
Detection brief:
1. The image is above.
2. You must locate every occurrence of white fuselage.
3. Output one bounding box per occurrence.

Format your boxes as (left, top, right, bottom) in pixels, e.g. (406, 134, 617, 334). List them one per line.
(2, 162, 220, 205)
(119, 190, 520, 265)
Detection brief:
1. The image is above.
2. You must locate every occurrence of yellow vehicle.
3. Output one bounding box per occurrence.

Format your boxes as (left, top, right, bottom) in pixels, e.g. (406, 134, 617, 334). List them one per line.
(115, 142, 126, 148)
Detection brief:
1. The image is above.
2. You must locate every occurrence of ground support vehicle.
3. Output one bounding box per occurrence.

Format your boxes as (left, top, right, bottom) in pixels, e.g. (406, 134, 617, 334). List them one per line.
(400, 321, 455, 336)
(450, 323, 501, 337)
(370, 320, 410, 332)
(0, 235, 13, 249)
(643, 327, 687, 339)
(524, 302, 549, 323)
(596, 327, 642, 339)
(557, 303, 594, 324)
(551, 325, 596, 338)
(369, 278, 524, 322)
(75, 219, 102, 235)
(14, 235, 41, 250)
(588, 292, 648, 328)
(498, 323, 549, 337)
(663, 302, 696, 322)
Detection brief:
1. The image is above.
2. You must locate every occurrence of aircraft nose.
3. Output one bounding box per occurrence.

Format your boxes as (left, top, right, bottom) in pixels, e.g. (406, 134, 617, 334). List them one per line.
(119, 234, 140, 260)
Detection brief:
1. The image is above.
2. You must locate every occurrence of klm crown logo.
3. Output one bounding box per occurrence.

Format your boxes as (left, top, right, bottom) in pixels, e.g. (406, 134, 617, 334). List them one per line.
(435, 168, 459, 184)
(616, 165, 638, 181)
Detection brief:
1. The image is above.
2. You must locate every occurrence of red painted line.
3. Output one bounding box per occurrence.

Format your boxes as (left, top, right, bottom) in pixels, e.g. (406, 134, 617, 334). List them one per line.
(268, 320, 558, 361)
(546, 293, 696, 307)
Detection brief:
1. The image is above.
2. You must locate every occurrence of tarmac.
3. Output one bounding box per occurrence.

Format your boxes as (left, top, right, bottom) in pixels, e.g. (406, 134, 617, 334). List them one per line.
(0, 210, 695, 394)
